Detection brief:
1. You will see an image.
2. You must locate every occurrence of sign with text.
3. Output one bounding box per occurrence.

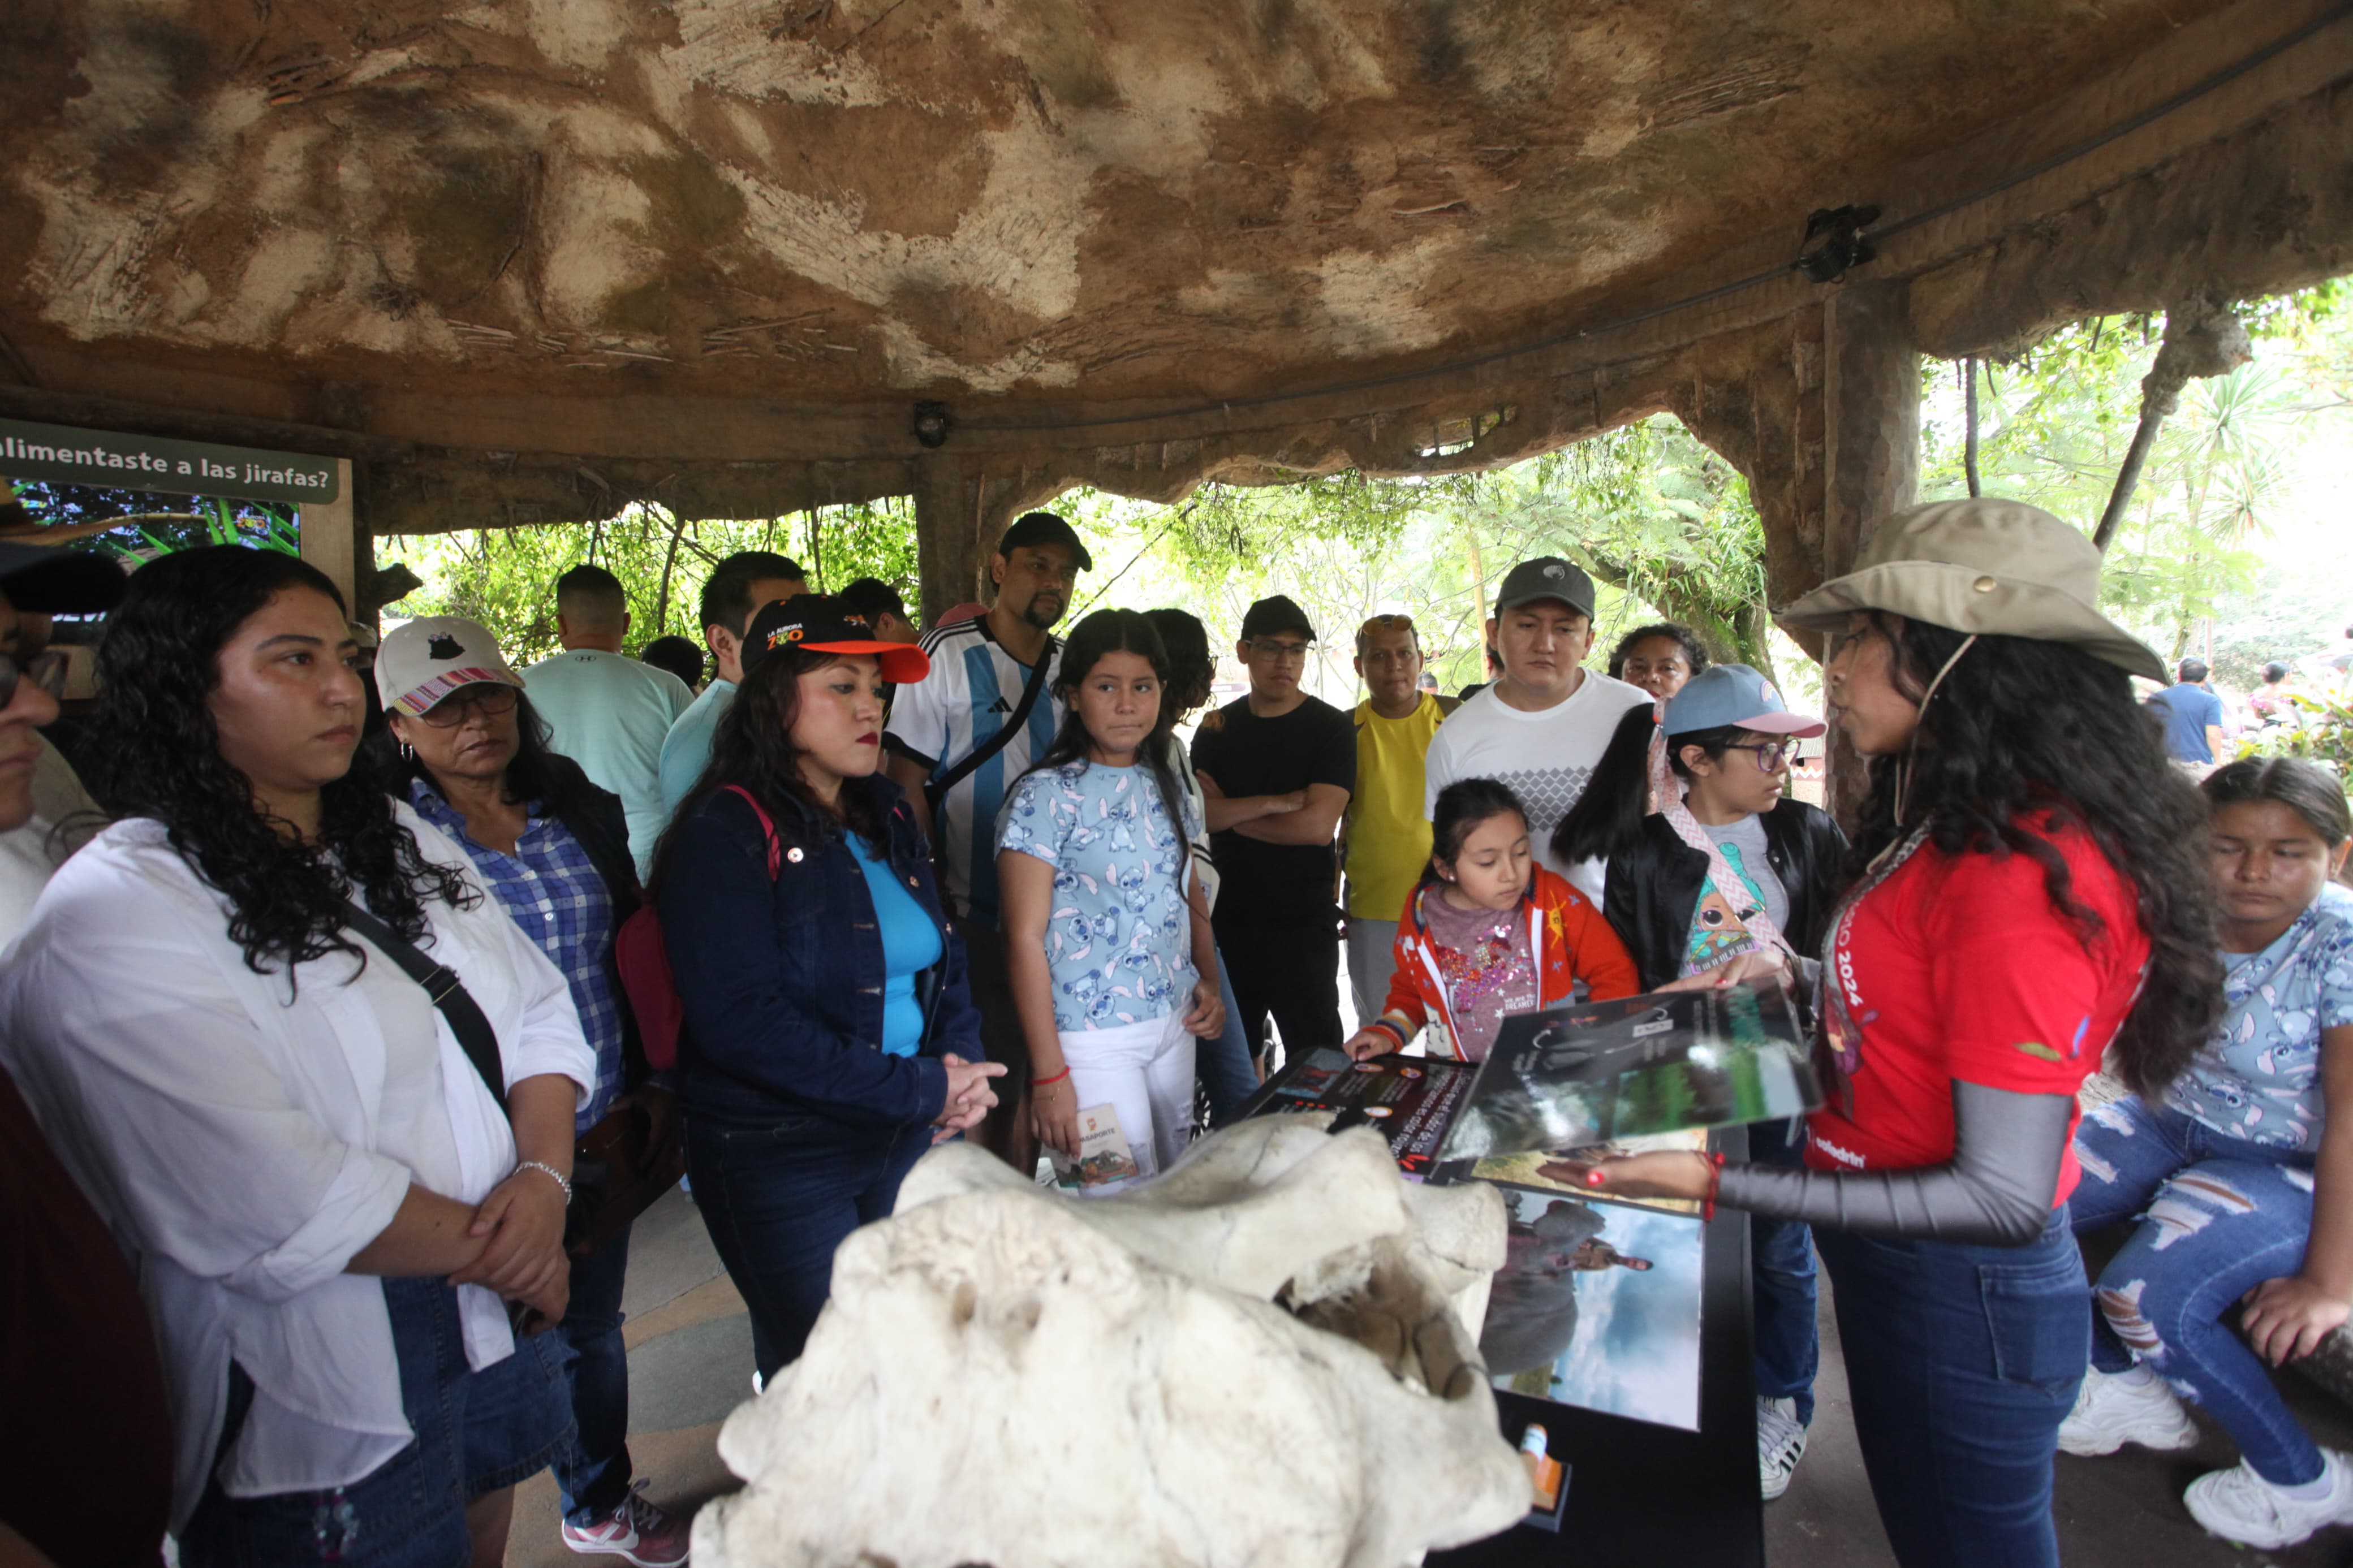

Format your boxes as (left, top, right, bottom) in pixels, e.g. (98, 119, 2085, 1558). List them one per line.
(0, 418, 339, 506)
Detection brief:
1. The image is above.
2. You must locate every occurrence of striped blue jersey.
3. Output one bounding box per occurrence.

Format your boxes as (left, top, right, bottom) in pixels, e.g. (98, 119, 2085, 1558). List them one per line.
(882, 618, 1063, 928)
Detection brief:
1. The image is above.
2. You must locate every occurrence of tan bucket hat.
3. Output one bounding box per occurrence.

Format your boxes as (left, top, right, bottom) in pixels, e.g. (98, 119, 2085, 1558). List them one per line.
(1775, 497, 2166, 683)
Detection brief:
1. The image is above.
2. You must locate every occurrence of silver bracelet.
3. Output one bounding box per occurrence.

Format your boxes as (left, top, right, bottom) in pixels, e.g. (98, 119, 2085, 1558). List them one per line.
(513, 1159, 572, 1202)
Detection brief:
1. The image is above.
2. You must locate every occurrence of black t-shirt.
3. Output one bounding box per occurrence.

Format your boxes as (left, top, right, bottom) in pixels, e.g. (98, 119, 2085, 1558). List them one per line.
(1188, 694, 1356, 925)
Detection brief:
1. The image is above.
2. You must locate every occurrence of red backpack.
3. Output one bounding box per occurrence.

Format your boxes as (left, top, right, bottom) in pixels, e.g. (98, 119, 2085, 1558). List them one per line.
(616, 785, 779, 1072)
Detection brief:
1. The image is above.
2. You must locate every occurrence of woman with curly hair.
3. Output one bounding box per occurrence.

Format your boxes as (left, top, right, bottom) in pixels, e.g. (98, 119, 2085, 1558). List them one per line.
(1572, 500, 2221, 1568)
(0, 547, 595, 1568)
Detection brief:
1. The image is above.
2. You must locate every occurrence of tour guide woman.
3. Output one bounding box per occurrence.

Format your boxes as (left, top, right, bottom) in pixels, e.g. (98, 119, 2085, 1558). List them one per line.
(1575, 499, 2220, 1568)
(654, 595, 1003, 1381)
(0, 548, 595, 1567)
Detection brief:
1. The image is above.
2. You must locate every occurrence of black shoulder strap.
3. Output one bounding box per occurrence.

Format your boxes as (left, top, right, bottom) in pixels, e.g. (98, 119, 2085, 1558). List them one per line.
(926, 636, 1053, 811)
(343, 900, 507, 1116)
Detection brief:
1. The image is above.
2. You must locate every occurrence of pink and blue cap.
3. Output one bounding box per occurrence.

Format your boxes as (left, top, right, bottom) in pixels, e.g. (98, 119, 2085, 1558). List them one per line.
(1661, 663, 1825, 740)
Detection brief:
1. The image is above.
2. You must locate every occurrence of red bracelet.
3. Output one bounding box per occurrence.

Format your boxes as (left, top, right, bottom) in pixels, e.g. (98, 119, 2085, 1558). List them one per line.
(1032, 1067, 1071, 1088)
(1701, 1151, 1727, 1223)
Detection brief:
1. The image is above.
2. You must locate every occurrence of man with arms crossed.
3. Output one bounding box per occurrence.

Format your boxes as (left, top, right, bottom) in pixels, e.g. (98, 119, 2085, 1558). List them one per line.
(1191, 594, 1355, 1070)
(885, 511, 1088, 1171)
(1423, 557, 1650, 904)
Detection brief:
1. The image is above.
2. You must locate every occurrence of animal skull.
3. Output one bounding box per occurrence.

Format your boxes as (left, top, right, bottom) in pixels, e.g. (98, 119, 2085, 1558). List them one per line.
(693, 1117, 1527, 1568)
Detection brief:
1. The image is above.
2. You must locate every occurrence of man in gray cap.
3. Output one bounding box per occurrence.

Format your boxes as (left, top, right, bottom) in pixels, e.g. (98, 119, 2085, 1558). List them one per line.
(1423, 556, 1650, 904)
(1190, 593, 1356, 1068)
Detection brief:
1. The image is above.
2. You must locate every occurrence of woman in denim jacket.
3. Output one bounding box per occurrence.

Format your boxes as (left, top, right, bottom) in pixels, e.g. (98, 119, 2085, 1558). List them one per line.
(653, 597, 1002, 1381)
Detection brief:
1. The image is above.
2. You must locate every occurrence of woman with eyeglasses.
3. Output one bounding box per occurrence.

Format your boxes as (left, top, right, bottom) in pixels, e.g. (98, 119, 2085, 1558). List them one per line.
(1552, 662, 1850, 1504)
(374, 617, 689, 1566)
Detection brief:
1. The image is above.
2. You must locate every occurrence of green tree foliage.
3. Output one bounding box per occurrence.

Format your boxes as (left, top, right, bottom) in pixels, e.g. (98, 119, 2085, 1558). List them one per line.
(383, 499, 921, 665)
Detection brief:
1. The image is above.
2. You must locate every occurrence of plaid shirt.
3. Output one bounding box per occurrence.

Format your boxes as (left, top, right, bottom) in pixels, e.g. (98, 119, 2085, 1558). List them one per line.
(410, 781, 626, 1131)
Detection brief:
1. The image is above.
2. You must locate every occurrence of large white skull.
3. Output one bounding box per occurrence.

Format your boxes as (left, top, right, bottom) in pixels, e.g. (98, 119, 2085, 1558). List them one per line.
(692, 1117, 1527, 1568)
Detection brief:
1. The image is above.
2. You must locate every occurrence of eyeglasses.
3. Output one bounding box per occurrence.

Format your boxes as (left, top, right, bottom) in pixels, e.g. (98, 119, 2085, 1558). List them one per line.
(0, 649, 69, 710)
(417, 684, 519, 727)
(1249, 638, 1313, 663)
(1726, 741, 1796, 772)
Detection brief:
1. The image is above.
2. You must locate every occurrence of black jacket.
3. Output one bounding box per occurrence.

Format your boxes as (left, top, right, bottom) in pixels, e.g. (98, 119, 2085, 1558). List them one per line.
(1601, 799, 1849, 992)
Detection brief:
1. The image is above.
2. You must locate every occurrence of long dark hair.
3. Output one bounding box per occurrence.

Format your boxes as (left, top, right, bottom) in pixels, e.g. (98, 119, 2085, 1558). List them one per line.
(1144, 607, 1215, 718)
(83, 547, 473, 977)
(1551, 706, 1755, 866)
(647, 645, 885, 893)
(1028, 610, 1187, 836)
(1850, 612, 2220, 1097)
(1422, 779, 1531, 890)
(2203, 757, 2352, 846)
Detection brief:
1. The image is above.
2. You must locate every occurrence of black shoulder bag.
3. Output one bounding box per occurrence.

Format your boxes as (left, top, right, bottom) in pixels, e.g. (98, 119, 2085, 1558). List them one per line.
(923, 640, 1054, 818)
(342, 901, 681, 1257)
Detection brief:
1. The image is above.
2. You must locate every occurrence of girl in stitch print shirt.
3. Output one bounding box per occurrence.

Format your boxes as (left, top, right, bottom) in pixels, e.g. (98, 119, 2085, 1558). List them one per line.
(1343, 777, 1639, 1064)
(998, 610, 1224, 1190)
(2062, 758, 2353, 1550)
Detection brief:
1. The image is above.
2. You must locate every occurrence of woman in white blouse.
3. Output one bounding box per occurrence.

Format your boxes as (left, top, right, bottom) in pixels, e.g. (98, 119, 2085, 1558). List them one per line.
(0, 548, 595, 1568)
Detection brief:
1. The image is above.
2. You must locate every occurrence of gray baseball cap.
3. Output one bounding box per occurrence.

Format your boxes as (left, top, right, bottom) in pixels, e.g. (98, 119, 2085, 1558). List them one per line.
(1492, 556, 1596, 619)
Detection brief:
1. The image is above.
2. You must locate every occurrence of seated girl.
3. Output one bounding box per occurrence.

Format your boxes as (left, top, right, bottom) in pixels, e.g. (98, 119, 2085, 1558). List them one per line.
(1343, 778, 1637, 1063)
(998, 610, 1224, 1189)
(2063, 757, 2353, 1550)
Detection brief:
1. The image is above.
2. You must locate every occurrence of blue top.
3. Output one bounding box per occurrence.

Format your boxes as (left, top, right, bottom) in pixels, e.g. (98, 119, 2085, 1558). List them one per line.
(2168, 882, 2353, 1149)
(2148, 683, 2225, 764)
(658, 679, 736, 817)
(656, 776, 982, 1129)
(846, 829, 943, 1056)
(409, 781, 626, 1131)
(996, 759, 1199, 1031)
(522, 649, 693, 876)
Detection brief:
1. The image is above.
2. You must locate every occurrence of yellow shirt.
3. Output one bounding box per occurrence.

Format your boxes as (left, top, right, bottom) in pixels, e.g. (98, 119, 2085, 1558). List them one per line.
(1344, 693, 1450, 921)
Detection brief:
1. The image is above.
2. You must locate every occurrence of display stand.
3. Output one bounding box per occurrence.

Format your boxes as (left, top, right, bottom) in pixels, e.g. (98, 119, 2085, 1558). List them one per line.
(1429, 1125, 1762, 1565)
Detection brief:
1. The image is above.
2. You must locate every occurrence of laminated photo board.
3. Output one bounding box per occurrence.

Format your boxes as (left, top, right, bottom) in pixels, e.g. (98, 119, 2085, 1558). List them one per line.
(1243, 1048, 1476, 1179)
(1478, 1185, 1706, 1433)
(1467, 1128, 1712, 1217)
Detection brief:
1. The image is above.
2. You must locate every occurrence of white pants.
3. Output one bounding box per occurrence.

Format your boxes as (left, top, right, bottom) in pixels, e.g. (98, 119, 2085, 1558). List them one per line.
(1063, 1011, 1197, 1190)
(1347, 916, 1400, 1023)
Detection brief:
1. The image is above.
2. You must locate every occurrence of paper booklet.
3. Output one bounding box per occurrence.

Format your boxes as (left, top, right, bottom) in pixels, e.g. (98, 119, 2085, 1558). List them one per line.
(1051, 1104, 1143, 1190)
(1435, 976, 1820, 1165)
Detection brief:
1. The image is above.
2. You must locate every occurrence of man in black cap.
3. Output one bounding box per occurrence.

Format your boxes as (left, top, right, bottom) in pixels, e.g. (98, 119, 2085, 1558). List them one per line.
(885, 509, 1088, 1170)
(1189, 594, 1356, 1070)
(0, 539, 176, 1568)
(1423, 556, 1649, 904)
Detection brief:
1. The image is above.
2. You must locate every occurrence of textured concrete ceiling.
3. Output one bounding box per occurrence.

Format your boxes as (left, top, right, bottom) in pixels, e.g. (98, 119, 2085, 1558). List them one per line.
(3, 0, 2237, 449)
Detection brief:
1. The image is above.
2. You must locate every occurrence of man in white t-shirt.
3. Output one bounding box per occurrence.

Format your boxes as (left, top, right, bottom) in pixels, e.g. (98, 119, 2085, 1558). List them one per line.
(1422, 556, 1650, 904)
(885, 510, 1088, 1172)
(523, 563, 695, 876)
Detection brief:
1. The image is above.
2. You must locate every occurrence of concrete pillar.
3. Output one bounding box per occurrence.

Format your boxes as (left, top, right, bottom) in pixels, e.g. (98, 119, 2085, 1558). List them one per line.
(298, 457, 359, 611)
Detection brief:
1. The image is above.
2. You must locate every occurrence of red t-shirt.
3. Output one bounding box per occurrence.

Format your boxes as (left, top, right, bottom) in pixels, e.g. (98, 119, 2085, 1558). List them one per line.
(1805, 817, 2150, 1205)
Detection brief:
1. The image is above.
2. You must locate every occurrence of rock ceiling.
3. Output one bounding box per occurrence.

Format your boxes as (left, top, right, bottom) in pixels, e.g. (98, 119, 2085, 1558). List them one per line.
(3, 0, 2247, 462)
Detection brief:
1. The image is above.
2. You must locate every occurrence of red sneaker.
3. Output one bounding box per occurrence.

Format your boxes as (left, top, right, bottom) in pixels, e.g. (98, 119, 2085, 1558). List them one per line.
(559, 1484, 692, 1566)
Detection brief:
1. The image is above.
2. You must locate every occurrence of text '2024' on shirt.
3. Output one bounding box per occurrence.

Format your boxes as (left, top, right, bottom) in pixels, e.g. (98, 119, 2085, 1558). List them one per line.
(1809, 816, 2151, 1204)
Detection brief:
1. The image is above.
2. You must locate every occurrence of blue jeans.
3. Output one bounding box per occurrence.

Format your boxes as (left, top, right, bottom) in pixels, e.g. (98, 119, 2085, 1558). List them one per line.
(1197, 950, 1259, 1127)
(554, 1224, 634, 1525)
(2071, 1095, 2321, 1485)
(1815, 1208, 2087, 1568)
(686, 1109, 928, 1380)
(180, 1278, 573, 1568)
(1749, 1116, 1820, 1425)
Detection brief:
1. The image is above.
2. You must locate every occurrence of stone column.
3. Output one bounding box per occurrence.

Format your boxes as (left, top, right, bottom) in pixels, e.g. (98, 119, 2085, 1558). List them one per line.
(1820, 278, 1920, 822)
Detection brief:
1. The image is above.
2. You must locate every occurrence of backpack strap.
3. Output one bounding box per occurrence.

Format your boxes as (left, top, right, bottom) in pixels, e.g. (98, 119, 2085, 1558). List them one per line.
(722, 784, 782, 879)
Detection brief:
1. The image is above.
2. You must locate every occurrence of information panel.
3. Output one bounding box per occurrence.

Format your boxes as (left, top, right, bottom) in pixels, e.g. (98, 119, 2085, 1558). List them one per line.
(0, 418, 338, 506)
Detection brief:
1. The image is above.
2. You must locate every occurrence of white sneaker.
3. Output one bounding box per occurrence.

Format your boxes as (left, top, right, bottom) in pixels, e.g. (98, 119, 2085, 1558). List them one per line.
(2057, 1367, 2197, 1456)
(2186, 1450, 2353, 1548)
(1757, 1396, 1808, 1501)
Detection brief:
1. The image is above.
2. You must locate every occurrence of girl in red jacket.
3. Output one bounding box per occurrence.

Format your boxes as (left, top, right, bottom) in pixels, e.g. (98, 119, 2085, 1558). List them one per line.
(1343, 778, 1639, 1062)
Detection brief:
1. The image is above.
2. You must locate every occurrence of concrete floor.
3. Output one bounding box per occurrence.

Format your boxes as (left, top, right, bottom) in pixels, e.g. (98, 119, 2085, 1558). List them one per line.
(510, 1185, 2353, 1567)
